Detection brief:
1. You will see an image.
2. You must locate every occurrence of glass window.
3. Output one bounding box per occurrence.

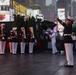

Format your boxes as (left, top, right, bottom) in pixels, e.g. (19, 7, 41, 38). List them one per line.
(0, 6, 1, 10)
(1, 6, 9, 11)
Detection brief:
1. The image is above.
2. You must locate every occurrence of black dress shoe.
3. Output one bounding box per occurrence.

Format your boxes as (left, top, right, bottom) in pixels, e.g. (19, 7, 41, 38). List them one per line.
(64, 65, 74, 67)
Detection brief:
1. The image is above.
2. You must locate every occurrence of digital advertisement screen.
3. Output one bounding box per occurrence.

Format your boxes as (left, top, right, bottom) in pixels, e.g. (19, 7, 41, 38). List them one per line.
(0, 11, 10, 22)
(57, 8, 65, 20)
(0, 0, 10, 6)
(9, 8, 14, 21)
(27, 9, 34, 17)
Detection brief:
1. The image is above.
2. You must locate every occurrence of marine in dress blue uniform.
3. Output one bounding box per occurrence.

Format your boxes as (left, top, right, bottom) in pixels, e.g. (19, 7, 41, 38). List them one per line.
(11, 27, 18, 54)
(55, 15, 74, 67)
(0, 23, 7, 54)
(19, 27, 27, 54)
(8, 30, 13, 53)
(28, 27, 35, 53)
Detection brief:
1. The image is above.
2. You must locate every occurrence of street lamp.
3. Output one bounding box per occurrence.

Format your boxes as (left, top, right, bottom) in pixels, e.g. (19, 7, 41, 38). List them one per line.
(55, 0, 58, 14)
(71, 0, 73, 17)
(67, 0, 73, 17)
(67, 4, 71, 16)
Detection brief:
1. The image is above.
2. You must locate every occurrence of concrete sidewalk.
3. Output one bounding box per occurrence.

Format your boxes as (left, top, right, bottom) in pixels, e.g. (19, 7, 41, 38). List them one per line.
(0, 52, 76, 75)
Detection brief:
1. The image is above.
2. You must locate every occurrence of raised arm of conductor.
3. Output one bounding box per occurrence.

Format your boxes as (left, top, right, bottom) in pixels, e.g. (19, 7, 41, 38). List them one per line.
(54, 15, 66, 27)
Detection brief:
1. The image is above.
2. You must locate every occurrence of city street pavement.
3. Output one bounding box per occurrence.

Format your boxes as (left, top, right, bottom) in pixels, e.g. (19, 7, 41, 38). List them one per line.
(0, 52, 76, 75)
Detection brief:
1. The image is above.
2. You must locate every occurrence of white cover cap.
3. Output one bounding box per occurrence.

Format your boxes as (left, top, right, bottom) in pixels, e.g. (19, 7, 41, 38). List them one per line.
(1, 23, 5, 26)
(12, 27, 17, 30)
(21, 27, 25, 29)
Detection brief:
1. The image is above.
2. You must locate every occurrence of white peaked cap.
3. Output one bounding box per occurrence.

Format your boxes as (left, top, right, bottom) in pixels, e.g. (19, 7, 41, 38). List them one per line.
(67, 15, 73, 20)
(1, 23, 5, 26)
(29, 27, 33, 29)
(12, 27, 17, 30)
(21, 27, 25, 29)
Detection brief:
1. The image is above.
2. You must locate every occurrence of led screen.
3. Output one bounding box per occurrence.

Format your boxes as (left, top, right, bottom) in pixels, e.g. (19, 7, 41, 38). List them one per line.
(0, 0, 10, 5)
(0, 11, 10, 22)
(57, 8, 65, 20)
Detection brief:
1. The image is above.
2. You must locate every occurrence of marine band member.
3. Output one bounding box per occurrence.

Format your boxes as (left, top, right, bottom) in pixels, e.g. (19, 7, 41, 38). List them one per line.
(0, 23, 7, 54)
(11, 27, 18, 54)
(20, 27, 26, 54)
(8, 30, 13, 53)
(55, 15, 74, 67)
(28, 27, 35, 53)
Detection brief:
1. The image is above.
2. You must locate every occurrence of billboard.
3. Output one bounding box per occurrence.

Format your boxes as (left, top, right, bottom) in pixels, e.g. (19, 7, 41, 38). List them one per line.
(27, 9, 34, 17)
(9, 8, 14, 21)
(0, 11, 10, 22)
(46, 0, 52, 6)
(0, 0, 10, 6)
(57, 8, 65, 20)
(36, 13, 44, 21)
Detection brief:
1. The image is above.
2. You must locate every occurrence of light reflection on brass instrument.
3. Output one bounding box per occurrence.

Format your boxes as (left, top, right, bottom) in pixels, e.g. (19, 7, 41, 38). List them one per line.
(29, 27, 35, 39)
(20, 27, 26, 39)
(0, 23, 5, 40)
(9, 30, 17, 39)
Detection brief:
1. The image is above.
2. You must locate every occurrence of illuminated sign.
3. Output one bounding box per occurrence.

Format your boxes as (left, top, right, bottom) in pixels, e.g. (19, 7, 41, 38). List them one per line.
(57, 8, 65, 20)
(0, 0, 10, 5)
(9, 8, 14, 21)
(13, 1, 27, 15)
(27, 9, 34, 17)
(36, 14, 44, 21)
(0, 11, 10, 22)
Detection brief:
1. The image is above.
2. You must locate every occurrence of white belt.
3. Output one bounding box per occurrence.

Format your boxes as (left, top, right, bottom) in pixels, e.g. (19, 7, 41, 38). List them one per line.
(64, 34, 71, 36)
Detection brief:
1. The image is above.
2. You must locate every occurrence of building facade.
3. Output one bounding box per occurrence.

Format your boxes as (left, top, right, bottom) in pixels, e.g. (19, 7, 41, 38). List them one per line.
(10, 0, 57, 21)
(0, 0, 10, 22)
(35, 0, 56, 21)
